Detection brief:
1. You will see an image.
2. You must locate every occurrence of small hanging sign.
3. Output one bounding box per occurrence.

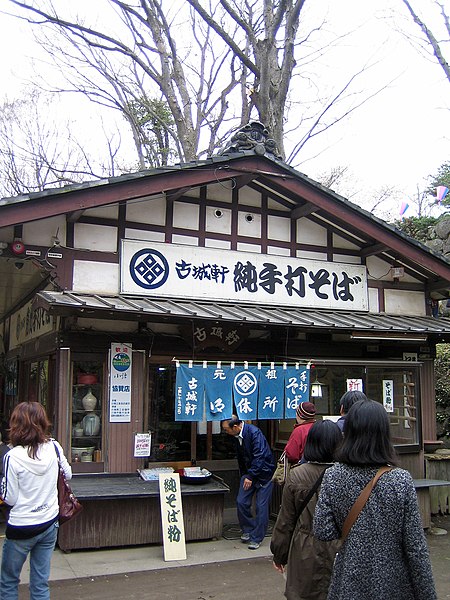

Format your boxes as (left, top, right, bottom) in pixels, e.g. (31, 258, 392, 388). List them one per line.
(346, 378, 363, 392)
(382, 380, 394, 413)
(159, 472, 186, 561)
(134, 432, 151, 457)
(109, 343, 133, 422)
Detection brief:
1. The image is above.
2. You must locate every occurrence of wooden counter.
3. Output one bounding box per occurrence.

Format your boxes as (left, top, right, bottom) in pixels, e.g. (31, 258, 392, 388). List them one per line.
(57, 474, 230, 552)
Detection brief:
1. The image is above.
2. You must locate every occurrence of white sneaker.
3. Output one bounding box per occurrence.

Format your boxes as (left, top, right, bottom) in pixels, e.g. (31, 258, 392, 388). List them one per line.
(248, 541, 260, 550)
(240, 533, 250, 543)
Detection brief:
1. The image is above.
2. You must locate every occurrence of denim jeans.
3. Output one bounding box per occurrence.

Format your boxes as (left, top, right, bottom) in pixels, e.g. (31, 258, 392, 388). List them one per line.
(1, 520, 59, 600)
(236, 476, 273, 543)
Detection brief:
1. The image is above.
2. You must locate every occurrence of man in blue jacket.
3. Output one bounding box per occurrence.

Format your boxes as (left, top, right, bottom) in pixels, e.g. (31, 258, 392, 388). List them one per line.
(222, 416, 275, 549)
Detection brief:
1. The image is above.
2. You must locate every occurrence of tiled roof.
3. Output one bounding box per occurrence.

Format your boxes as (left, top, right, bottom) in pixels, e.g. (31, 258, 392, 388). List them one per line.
(36, 291, 450, 337)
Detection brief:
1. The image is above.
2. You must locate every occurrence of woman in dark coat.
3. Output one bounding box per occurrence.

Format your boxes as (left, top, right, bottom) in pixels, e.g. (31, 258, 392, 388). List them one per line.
(313, 400, 437, 600)
(271, 420, 342, 600)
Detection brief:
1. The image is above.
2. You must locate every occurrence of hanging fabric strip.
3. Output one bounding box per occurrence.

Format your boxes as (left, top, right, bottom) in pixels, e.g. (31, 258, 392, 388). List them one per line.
(284, 366, 310, 419)
(258, 364, 285, 420)
(204, 364, 233, 421)
(233, 365, 260, 421)
(174, 364, 205, 422)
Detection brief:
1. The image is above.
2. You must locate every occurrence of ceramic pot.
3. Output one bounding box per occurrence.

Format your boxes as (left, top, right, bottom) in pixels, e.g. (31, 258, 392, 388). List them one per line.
(82, 412, 101, 436)
(82, 388, 97, 411)
(77, 373, 98, 385)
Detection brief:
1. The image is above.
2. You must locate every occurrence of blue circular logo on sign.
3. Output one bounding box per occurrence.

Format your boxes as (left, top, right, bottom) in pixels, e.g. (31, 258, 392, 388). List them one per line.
(233, 371, 258, 395)
(129, 249, 169, 289)
(112, 353, 131, 372)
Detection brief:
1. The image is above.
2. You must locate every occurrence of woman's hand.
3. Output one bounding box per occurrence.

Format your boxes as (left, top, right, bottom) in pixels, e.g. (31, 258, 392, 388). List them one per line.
(272, 560, 285, 574)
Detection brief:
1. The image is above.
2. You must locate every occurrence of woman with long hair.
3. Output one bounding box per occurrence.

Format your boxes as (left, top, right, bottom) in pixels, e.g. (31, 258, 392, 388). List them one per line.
(0, 402, 71, 600)
(314, 399, 436, 600)
(271, 420, 342, 599)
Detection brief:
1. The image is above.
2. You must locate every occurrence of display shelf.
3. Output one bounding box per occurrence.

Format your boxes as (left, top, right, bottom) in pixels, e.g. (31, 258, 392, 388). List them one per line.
(71, 360, 104, 472)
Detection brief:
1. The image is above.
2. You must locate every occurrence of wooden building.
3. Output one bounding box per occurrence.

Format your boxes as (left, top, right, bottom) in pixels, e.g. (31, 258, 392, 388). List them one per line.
(1, 122, 450, 546)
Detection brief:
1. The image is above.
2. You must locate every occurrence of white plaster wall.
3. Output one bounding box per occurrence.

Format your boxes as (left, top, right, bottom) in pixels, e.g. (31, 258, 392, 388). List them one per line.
(73, 260, 119, 293)
(171, 235, 199, 246)
(333, 254, 361, 264)
(297, 219, 327, 245)
(74, 224, 117, 252)
(0, 226, 14, 243)
(190, 183, 232, 203)
(23, 216, 66, 247)
(366, 256, 394, 281)
(267, 246, 291, 256)
(242, 187, 265, 207)
(384, 290, 426, 316)
(125, 230, 165, 242)
(333, 234, 360, 250)
(238, 212, 261, 237)
(296, 250, 328, 261)
(205, 207, 232, 234)
(236, 242, 260, 253)
(368, 287, 380, 312)
(126, 196, 166, 225)
(268, 215, 290, 241)
(205, 239, 231, 249)
(84, 205, 118, 219)
(173, 202, 199, 229)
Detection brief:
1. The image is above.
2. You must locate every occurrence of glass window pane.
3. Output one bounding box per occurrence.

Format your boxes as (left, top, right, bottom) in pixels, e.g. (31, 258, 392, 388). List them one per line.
(366, 367, 418, 445)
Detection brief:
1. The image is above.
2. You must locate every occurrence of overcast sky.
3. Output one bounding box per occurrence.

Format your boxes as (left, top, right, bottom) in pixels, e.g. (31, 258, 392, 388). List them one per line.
(0, 0, 448, 219)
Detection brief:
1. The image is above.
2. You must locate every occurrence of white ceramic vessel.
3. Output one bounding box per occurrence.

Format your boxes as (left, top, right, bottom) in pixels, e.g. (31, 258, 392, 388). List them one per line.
(82, 388, 97, 411)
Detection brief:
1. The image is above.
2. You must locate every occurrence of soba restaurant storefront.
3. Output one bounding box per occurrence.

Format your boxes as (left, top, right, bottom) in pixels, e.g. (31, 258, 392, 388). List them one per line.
(1, 123, 450, 550)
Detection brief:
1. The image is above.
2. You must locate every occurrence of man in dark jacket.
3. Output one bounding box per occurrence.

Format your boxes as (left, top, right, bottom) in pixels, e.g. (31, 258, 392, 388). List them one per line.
(336, 390, 368, 433)
(222, 416, 275, 550)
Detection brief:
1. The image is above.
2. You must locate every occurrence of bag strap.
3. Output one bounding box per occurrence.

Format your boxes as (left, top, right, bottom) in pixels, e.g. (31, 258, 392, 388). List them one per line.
(341, 466, 392, 542)
(295, 467, 329, 523)
(53, 441, 62, 466)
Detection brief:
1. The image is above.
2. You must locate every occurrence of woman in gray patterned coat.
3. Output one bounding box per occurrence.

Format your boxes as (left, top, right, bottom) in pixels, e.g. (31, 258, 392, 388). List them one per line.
(313, 400, 437, 600)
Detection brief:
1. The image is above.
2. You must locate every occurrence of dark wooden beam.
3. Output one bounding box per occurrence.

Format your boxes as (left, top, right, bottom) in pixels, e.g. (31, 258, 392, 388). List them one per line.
(67, 210, 85, 223)
(235, 173, 256, 189)
(291, 202, 317, 219)
(0, 166, 243, 228)
(166, 187, 192, 201)
(360, 243, 389, 257)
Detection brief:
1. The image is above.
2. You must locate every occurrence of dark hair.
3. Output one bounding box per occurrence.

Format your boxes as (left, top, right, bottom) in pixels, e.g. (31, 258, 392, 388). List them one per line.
(9, 402, 51, 459)
(303, 420, 342, 463)
(335, 399, 397, 466)
(221, 415, 242, 429)
(339, 390, 368, 414)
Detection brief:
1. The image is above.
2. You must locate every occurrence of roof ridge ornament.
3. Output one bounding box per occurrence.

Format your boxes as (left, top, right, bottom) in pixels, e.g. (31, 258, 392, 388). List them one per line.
(218, 121, 282, 160)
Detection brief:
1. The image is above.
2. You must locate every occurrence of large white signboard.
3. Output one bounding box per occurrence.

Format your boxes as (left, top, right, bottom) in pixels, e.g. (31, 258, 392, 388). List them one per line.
(121, 240, 368, 311)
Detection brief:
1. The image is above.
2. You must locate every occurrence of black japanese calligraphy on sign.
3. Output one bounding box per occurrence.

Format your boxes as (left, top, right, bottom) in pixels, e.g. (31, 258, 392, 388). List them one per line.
(123, 241, 368, 311)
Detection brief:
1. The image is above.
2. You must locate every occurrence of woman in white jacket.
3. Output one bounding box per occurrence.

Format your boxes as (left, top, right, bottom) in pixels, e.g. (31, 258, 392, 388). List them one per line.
(0, 401, 71, 600)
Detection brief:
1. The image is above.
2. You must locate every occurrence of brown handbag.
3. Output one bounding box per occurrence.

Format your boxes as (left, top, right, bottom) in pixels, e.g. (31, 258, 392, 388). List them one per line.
(53, 443, 83, 524)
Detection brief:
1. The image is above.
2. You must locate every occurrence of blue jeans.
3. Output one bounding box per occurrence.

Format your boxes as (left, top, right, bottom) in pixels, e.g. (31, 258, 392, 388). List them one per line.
(1, 521, 59, 600)
(236, 476, 273, 544)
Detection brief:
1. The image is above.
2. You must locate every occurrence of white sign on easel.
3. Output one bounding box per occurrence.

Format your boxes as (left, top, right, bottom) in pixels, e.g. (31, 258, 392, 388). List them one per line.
(158, 472, 186, 561)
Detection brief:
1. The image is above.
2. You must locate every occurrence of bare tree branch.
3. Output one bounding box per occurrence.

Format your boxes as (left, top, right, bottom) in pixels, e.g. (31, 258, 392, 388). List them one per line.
(401, 0, 450, 84)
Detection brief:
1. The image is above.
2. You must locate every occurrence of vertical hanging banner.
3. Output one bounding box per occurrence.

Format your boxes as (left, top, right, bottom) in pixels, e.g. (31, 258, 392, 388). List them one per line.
(383, 380, 394, 413)
(175, 364, 205, 422)
(159, 472, 186, 561)
(258, 364, 285, 420)
(233, 366, 260, 420)
(284, 367, 310, 419)
(109, 343, 133, 423)
(205, 363, 233, 421)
